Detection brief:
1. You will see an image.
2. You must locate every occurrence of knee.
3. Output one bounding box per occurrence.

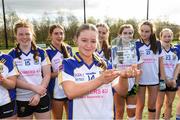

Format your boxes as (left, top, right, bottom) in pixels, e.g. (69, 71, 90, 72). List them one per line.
(156, 102, 163, 109)
(166, 103, 173, 109)
(137, 103, 145, 110)
(127, 105, 136, 116)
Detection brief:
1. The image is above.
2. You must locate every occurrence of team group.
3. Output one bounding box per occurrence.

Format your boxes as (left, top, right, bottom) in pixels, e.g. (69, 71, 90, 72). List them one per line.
(0, 19, 180, 120)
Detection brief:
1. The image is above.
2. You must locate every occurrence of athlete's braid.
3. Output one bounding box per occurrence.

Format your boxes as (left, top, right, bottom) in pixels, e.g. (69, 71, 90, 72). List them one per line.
(15, 43, 21, 59)
(93, 53, 107, 70)
(61, 42, 70, 58)
(31, 41, 39, 61)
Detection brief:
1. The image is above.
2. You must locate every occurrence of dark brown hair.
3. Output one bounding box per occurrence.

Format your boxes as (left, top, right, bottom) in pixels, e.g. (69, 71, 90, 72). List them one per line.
(49, 24, 70, 58)
(118, 24, 134, 35)
(96, 23, 111, 60)
(139, 21, 158, 54)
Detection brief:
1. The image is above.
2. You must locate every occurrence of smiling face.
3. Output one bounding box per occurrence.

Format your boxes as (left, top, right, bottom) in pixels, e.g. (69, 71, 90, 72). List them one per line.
(121, 28, 134, 43)
(97, 26, 109, 43)
(139, 24, 152, 41)
(51, 27, 64, 46)
(160, 29, 173, 45)
(16, 27, 33, 49)
(76, 30, 98, 58)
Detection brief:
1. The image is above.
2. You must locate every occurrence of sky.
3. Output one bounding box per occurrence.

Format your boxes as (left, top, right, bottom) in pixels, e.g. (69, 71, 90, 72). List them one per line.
(0, 0, 180, 25)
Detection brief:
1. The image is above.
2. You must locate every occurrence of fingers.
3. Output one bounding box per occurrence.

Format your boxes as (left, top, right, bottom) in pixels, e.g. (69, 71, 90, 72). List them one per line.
(29, 94, 40, 106)
(119, 66, 142, 78)
(100, 70, 120, 84)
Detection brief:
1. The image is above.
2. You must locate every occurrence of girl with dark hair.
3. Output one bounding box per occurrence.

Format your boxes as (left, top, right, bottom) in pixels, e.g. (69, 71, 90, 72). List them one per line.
(9, 20, 51, 119)
(60, 23, 141, 119)
(96, 23, 111, 60)
(135, 21, 166, 119)
(46, 24, 72, 119)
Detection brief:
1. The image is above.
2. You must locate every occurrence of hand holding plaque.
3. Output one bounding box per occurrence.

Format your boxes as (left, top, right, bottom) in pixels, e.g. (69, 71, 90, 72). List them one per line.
(111, 36, 137, 72)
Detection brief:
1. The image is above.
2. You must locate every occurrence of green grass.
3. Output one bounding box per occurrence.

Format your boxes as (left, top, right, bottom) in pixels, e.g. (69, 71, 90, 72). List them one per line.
(1, 48, 179, 119)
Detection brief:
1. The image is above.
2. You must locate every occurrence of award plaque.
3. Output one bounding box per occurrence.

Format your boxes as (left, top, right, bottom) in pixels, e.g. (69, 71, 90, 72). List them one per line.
(111, 36, 137, 71)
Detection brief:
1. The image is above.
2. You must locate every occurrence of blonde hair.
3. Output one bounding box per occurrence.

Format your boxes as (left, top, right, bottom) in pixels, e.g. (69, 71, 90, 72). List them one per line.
(159, 28, 173, 40)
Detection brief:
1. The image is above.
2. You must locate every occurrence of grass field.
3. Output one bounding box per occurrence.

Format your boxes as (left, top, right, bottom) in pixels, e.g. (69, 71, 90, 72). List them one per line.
(1, 48, 179, 119)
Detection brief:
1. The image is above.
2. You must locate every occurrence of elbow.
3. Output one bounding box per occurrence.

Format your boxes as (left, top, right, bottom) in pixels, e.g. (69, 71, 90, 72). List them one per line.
(65, 92, 76, 100)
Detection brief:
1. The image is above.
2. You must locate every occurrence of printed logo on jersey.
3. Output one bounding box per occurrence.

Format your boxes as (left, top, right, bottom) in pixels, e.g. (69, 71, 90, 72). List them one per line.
(74, 73, 85, 81)
(139, 50, 145, 56)
(20, 107, 26, 113)
(53, 58, 61, 65)
(166, 55, 171, 60)
(24, 59, 31, 66)
(15, 59, 23, 66)
(145, 49, 151, 55)
(86, 72, 96, 81)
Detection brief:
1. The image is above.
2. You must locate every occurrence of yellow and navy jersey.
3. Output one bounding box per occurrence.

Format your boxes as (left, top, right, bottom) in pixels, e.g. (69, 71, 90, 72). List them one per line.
(60, 52, 115, 119)
(8, 47, 51, 101)
(46, 44, 72, 99)
(162, 46, 180, 80)
(0, 52, 19, 106)
(136, 39, 163, 85)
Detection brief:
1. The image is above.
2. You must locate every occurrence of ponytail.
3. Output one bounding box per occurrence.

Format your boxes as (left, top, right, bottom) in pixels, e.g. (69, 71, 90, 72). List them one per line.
(15, 43, 22, 59)
(31, 41, 39, 61)
(60, 42, 70, 58)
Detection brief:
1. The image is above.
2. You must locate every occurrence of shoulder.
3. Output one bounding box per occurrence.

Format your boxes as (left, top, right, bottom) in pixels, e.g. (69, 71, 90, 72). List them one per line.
(1, 54, 13, 61)
(1, 54, 14, 68)
(63, 57, 76, 66)
(37, 47, 47, 56)
(135, 39, 143, 48)
(8, 48, 16, 58)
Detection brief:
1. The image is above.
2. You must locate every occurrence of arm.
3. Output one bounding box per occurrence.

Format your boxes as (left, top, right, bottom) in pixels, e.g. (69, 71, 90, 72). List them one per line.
(171, 64, 180, 87)
(51, 72, 58, 79)
(41, 64, 51, 88)
(159, 57, 166, 80)
(16, 77, 46, 95)
(113, 64, 141, 97)
(62, 70, 119, 99)
(173, 64, 180, 80)
(0, 75, 17, 89)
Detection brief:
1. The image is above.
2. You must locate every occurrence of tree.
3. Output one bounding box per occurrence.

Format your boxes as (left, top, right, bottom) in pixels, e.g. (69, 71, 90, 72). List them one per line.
(65, 14, 79, 46)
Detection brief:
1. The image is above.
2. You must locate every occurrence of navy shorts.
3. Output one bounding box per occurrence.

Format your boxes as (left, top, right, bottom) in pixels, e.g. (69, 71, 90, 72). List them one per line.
(160, 80, 178, 92)
(17, 94, 51, 117)
(0, 100, 16, 119)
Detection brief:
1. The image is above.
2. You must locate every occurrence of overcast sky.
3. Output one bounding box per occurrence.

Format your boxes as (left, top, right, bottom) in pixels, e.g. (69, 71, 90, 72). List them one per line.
(0, 0, 180, 25)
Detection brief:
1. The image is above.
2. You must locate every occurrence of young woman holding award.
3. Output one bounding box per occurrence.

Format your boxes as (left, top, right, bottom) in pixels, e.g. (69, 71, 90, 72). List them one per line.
(60, 23, 141, 119)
